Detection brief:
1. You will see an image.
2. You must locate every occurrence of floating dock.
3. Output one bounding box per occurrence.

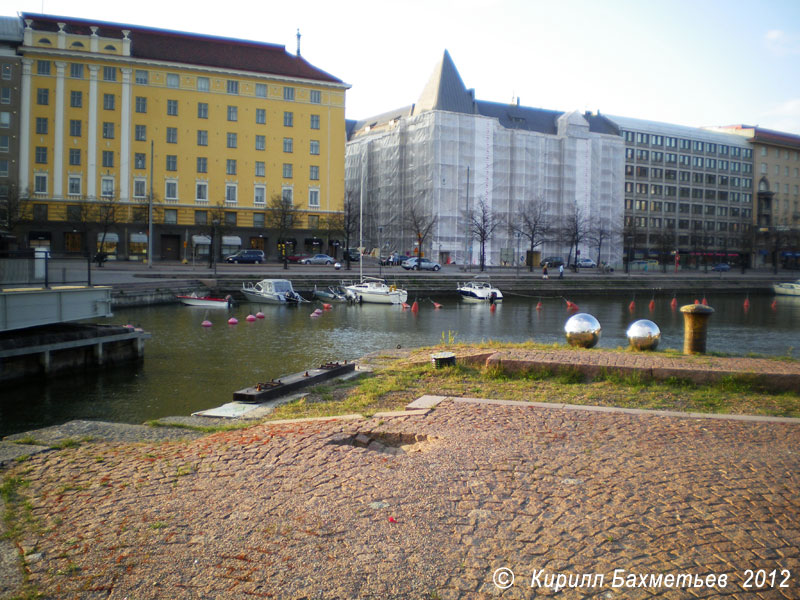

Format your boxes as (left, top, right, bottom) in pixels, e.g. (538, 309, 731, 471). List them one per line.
(233, 361, 356, 403)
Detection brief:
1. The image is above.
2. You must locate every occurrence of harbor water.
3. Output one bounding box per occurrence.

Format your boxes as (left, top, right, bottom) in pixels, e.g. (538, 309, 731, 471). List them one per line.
(2, 293, 799, 437)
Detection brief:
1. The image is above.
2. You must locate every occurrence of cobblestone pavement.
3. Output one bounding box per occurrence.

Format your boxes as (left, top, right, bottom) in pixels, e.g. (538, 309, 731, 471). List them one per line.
(3, 399, 800, 599)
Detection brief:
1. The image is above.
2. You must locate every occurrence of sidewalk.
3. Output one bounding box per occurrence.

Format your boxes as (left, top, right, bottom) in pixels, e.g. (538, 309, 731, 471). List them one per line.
(2, 394, 799, 599)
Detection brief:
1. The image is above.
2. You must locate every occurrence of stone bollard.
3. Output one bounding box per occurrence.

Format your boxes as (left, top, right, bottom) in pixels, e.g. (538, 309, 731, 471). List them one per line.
(680, 304, 714, 354)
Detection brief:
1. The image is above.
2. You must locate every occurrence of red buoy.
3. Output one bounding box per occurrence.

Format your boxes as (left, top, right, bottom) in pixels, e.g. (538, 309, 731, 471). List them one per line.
(771, 299, 778, 311)
(694, 299, 700, 305)
(702, 297, 708, 306)
(536, 301, 543, 311)
(411, 301, 419, 313)
(648, 299, 656, 312)
(433, 301, 442, 309)
(490, 303, 496, 312)
(670, 297, 678, 310)
(628, 300, 636, 312)
(743, 297, 750, 311)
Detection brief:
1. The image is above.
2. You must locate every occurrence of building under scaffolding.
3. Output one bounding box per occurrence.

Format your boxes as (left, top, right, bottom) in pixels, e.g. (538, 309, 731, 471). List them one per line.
(345, 50, 625, 267)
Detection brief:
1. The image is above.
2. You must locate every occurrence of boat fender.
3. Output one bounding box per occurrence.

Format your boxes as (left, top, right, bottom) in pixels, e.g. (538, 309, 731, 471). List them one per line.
(390, 285, 396, 292)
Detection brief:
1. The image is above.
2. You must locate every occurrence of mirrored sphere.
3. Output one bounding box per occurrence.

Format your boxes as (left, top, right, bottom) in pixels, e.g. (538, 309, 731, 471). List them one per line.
(627, 319, 661, 351)
(564, 313, 602, 348)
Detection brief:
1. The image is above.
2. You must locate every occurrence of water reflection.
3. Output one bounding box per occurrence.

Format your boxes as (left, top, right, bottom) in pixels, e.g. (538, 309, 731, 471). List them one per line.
(1, 293, 798, 436)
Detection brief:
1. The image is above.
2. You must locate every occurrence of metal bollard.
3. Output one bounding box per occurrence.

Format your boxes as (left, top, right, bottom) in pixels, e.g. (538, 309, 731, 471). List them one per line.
(680, 304, 714, 354)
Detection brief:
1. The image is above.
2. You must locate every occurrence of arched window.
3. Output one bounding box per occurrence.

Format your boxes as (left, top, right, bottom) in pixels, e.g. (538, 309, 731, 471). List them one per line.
(758, 178, 770, 192)
(38, 38, 51, 45)
(71, 41, 85, 48)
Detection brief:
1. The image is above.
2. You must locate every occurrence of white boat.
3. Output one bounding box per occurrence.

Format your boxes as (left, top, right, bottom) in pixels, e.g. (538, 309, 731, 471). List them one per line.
(344, 277, 408, 304)
(241, 279, 306, 304)
(457, 277, 504, 303)
(773, 280, 800, 296)
(176, 292, 234, 308)
(313, 285, 349, 303)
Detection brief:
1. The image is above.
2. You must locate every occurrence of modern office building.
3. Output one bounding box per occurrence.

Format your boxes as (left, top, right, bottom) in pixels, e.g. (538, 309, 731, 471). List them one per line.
(606, 115, 755, 268)
(345, 51, 625, 268)
(8, 13, 348, 261)
(0, 16, 23, 251)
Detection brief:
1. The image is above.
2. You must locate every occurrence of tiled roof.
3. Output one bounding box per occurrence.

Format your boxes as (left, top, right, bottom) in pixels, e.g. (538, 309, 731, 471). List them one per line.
(21, 13, 344, 84)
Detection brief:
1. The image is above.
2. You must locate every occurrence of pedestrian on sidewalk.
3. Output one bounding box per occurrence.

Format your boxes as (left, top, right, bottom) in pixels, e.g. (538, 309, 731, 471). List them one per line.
(542, 265, 549, 280)
(559, 264, 564, 279)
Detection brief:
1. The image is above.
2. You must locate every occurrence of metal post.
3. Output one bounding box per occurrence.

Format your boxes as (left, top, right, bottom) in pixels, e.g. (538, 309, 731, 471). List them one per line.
(148, 140, 154, 269)
(87, 254, 92, 286)
(515, 232, 521, 277)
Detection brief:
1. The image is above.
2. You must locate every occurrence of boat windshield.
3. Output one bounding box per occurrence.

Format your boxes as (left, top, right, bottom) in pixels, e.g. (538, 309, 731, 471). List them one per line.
(272, 280, 293, 293)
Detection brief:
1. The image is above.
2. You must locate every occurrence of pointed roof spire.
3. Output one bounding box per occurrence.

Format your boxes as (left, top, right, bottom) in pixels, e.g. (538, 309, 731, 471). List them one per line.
(415, 50, 474, 115)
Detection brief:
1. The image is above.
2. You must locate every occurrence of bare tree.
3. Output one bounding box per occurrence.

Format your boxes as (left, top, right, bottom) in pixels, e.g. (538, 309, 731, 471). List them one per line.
(650, 225, 677, 273)
(513, 197, 551, 272)
(404, 202, 437, 259)
(562, 206, 590, 269)
(266, 193, 298, 269)
(468, 199, 502, 271)
(0, 184, 31, 235)
(587, 217, 621, 272)
(341, 190, 360, 269)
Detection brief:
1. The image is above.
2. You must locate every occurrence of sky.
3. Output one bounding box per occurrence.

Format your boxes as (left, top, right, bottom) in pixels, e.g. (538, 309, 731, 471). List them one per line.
(4, 0, 800, 134)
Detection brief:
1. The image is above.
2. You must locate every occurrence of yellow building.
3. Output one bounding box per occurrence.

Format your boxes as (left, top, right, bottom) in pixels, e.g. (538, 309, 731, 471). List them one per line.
(17, 13, 348, 261)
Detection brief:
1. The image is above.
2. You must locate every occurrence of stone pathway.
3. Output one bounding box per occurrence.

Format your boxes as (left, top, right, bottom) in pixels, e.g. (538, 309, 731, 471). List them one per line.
(2, 398, 799, 599)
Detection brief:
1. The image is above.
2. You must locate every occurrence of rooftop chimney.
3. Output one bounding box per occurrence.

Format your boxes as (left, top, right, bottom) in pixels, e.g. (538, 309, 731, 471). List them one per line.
(296, 28, 301, 56)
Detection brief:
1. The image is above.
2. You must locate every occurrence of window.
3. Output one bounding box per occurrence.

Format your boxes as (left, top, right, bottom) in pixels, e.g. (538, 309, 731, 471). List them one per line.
(135, 70, 148, 85)
(34, 175, 47, 194)
(197, 157, 207, 173)
(227, 80, 239, 95)
(253, 213, 265, 228)
(135, 124, 146, 141)
(227, 132, 237, 148)
(37, 60, 50, 75)
(167, 127, 178, 143)
(195, 210, 208, 225)
(0, 88, 8, 104)
(224, 211, 237, 226)
(133, 179, 146, 198)
(70, 90, 82, 107)
(0, 112, 8, 128)
(197, 77, 209, 92)
(283, 137, 293, 153)
(135, 96, 147, 113)
(310, 114, 320, 129)
(134, 153, 146, 169)
(37, 88, 49, 105)
(255, 83, 267, 98)
(254, 185, 266, 205)
(282, 187, 293, 203)
(636, 132, 649, 144)
(256, 108, 266, 124)
(226, 159, 237, 175)
(68, 63, 83, 78)
(103, 93, 115, 110)
(68, 176, 81, 195)
(102, 122, 115, 139)
(283, 111, 293, 127)
(166, 73, 179, 88)
(1, 64, 9, 80)
(308, 188, 320, 208)
(102, 150, 114, 168)
(35, 117, 48, 135)
(167, 99, 178, 116)
(283, 86, 295, 100)
(197, 102, 208, 119)
(255, 161, 265, 177)
(165, 181, 178, 200)
(196, 183, 208, 203)
(103, 66, 116, 82)
(308, 214, 320, 229)
(310, 165, 319, 180)
(197, 130, 208, 146)
(69, 148, 81, 166)
(35, 146, 47, 164)
(310, 90, 321, 104)
(0, 135, 7, 151)
(101, 177, 114, 197)
(225, 184, 237, 204)
(166, 155, 177, 171)
(310, 140, 320, 155)
(164, 209, 178, 224)
(227, 106, 238, 121)
(1, 158, 11, 177)
(283, 163, 293, 178)
(255, 135, 265, 151)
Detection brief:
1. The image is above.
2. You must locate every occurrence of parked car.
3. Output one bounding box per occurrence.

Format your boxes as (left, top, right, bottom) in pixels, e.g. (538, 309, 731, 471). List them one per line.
(712, 263, 731, 272)
(540, 256, 565, 268)
(401, 257, 441, 271)
(343, 248, 360, 262)
(286, 253, 311, 263)
(224, 249, 265, 264)
(300, 254, 336, 265)
(575, 258, 597, 268)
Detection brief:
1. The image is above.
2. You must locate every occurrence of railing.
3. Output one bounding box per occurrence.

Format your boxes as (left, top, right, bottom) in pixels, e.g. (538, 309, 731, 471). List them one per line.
(0, 252, 93, 287)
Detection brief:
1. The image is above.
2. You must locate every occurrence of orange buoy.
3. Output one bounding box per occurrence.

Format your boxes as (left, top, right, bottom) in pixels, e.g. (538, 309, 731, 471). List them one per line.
(771, 299, 778, 311)
(536, 301, 543, 311)
(694, 299, 700, 305)
(432, 301, 442, 309)
(701, 297, 708, 306)
(648, 299, 655, 312)
(670, 297, 678, 310)
(411, 301, 419, 313)
(490, 303, 496, 312)
(743, 297, 750, 310)
(628, 300, 636, 312)
(401, 302, 410, 309)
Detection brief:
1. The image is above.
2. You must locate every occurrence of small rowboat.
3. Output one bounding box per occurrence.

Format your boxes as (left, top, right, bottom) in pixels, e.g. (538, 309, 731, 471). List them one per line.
(176, 292, 234, 308)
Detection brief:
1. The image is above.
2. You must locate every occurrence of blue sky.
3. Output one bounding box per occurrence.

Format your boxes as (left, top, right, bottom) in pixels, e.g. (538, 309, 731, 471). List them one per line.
(6, 0, 800, 133)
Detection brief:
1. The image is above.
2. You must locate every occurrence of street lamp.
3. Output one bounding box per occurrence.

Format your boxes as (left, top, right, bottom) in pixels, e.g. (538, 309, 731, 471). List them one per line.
(212, 218, 219, 276)
(378, 225, 383, 276)
(515, 232, 521, 277)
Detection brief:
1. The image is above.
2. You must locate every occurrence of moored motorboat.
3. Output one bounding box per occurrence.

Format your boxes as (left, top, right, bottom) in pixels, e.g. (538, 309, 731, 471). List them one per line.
(344, 277, 408, 304)
(773, 280, 800, 296)
(242, 279, 306, 304)
(176, 292, 234, 308)
(313, 284, 349, 303)
(457, 277, 503, 303)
